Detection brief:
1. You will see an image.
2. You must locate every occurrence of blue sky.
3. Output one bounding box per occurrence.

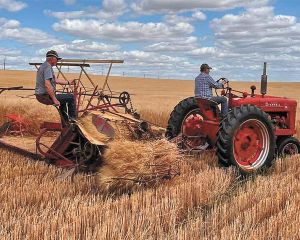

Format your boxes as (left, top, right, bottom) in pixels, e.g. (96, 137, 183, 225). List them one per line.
(1, 0, 300, 81)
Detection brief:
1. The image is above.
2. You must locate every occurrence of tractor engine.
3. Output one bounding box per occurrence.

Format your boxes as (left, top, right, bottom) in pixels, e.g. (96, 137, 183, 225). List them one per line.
(268, 113, 288, 129)
(231, 96, 297, 137)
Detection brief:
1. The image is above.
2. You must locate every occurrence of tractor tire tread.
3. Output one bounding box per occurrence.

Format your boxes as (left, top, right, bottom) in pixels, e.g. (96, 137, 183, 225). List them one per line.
(216, 104, 275, 174)
(165, 97, 198, 139)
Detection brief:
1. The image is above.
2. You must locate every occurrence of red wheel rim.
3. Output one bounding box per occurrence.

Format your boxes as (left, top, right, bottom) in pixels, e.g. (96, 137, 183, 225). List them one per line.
(181, 109, 207, 150)
(282, 143, 299, 156)
(233, 119, 269, 170)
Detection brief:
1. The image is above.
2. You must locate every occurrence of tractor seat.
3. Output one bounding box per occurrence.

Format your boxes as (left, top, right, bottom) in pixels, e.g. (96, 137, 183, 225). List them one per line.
(195, 98, 220, 120)
(196, 98, 218, 109)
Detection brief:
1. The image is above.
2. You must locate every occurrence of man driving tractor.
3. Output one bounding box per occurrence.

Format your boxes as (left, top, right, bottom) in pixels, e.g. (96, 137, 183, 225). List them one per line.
(35, 50, 76, 121)
(195, 63, 228, 117)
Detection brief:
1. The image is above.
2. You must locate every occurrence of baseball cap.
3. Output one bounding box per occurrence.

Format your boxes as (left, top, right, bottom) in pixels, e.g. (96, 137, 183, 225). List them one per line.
(46, 50, 62, 60)
(200, 63, 212, 71)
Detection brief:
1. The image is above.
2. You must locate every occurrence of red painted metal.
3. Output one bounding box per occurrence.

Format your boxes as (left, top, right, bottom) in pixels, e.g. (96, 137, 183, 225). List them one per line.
(0, 60, 129, 170)
(230, 94, 297, 136)
(40, 122, 61, 131)
(195, 98, 220, 144)
(4, 114, 28, 135)
(5, 114, 25, 123)
(56, 159, 76, 168)
(183, 116, 203, 136)
(92, 114, 115, 138)
(233, 120, 264, 165)
(187, 87, 298, 147)
(181, 99, 220, 146)
(36, 122, 77, 168)
(196, 98, 220, 121)
(282, 143, 298, 155)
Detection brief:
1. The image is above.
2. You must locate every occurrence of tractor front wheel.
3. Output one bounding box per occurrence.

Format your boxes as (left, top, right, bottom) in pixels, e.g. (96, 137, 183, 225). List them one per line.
(217, 105, 275, 174)
(277, 137, 300, 158)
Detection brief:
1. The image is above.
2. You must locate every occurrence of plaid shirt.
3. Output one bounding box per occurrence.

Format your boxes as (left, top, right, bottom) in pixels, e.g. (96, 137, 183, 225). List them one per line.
(194, 72, 223, 98)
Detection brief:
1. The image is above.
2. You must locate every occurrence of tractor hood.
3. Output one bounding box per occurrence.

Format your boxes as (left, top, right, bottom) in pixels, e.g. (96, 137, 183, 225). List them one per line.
(231, 95, 297, 112)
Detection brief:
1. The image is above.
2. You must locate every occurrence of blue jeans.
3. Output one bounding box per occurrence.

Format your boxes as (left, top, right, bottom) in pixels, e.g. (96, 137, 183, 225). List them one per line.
(56, 94, 76, 120)
(210, 96, 228, 116)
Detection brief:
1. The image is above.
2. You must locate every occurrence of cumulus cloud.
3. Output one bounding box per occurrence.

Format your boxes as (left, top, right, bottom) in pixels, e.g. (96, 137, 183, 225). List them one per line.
(131, 0, 269, 14)
(0, 18, 61, 45)
(146, 37, 198, 52)
(0, 48, 21, 57)
(47, 0, 127, 20)
(33, 45, 191, 79)
(189, 47, 218, 56)
(0, 48, 35, 70)
(0, 0, 26, 12)
(183, 6, 300, 80)
(53, 19, 194, 42)
(192, 11, 206, 21)
(64, 0, 76, 5)
(163, 14, 192, 25)
(102, 0, 127, 13)
(163, 12, 206, 26)
(123, 50, 182, 65)
(38, 40, 120, 57)
(4, 1, 300, 81)
(210, 7, 300, 54)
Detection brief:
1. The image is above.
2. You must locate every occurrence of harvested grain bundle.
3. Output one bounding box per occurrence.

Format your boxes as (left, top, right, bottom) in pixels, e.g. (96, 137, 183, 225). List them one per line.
(111, 120, 164, 141)
(77, 111, 165, 144)
(97, 139, 181, 194)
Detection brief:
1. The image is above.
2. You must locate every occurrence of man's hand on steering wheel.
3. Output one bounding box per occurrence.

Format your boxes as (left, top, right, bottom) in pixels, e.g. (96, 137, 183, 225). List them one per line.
(215, 78, 229, 96)
(217, 77, 229, 85)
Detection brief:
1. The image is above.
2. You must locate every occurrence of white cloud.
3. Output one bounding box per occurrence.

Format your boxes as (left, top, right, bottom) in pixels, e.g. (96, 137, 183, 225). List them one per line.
(47, 0, 127, 20)
(45, 10, 89, 19)
(163, 14, 192, 25)
(0, 0, 26, 12)
(189, 47, 217, 56)
(131, 0, 269, 14)
(124, 50, 183, 65)
(183, 7, 300, 80)
(146, 37, 198, 52)
(0, 48, 35, 70)
(210, 7, 300, 54)
(53, 19, 194, 42)
(0, 48, 21, 57)
(32, 45, 193, 80)
(4, 1, 300, 81)
(0, 18, 61, 45)
(102, 0, 127, 13)
(64, 0, 76, 5)
(37, 40, 120, 58)
(192, 11, 206, 21)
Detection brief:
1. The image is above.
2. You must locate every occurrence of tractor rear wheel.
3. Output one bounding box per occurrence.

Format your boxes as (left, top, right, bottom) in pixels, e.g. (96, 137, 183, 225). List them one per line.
(216, 104, 275, 174)
(277, 137, 300, 157)
(165, 97, 210, 151)
(166, 97, 199, 139)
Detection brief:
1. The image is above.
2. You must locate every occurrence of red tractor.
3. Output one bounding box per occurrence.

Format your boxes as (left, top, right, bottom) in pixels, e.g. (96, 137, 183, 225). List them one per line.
(166, 63, 300, 174)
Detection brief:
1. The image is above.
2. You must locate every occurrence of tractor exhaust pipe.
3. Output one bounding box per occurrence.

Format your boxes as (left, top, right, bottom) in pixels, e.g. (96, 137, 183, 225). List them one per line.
(260, 62, 268, 95)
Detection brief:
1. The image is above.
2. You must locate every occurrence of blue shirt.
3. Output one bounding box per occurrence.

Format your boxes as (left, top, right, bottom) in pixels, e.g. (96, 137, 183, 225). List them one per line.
(35, 61, 56, 94)
(195, 72, 223, 98)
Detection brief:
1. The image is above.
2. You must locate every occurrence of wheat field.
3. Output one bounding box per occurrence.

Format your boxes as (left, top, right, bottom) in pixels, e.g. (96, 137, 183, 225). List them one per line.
(0, 70, 300, 239)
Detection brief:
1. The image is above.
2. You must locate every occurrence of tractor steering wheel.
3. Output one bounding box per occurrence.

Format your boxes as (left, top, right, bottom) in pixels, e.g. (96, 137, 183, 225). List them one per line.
(215, 78, 229, 97)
